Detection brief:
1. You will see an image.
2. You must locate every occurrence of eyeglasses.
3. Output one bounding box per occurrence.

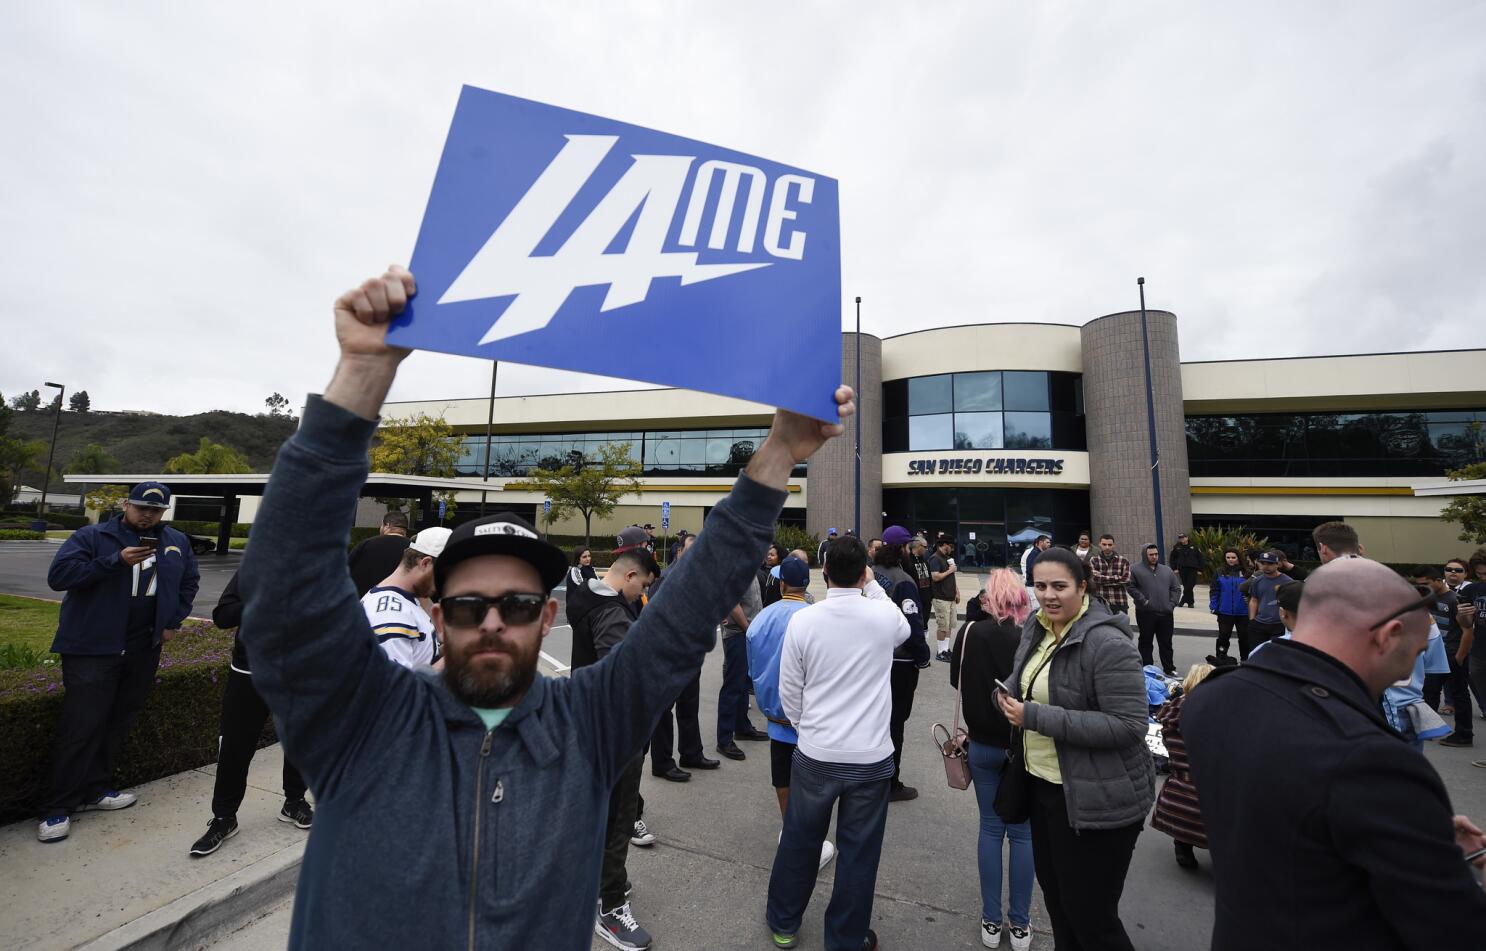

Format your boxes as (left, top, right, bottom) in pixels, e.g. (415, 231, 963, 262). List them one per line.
(440, 593, 547, 628)
(1444, 566, 1466, 573)
(1367, 593, 1437, 631)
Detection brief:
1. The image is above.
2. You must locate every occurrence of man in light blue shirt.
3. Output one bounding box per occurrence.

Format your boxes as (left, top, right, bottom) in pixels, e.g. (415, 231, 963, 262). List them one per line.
(748, 556, 836, 873)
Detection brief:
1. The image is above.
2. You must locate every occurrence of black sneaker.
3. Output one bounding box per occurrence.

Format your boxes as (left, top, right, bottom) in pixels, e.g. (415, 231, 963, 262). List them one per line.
(717, 742, 746, 761)
(888, 783, 919, 802)
(1440, 733, 1474, 748)
(862, 928, 878, 950)
(279, 799, 314, 829)
(189, 817, 239, 857)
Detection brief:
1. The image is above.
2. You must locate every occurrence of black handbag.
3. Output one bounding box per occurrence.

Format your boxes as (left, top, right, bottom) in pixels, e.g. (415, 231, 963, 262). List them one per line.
(993, 648, 1055, 824)
(993, 729, 1033, 823)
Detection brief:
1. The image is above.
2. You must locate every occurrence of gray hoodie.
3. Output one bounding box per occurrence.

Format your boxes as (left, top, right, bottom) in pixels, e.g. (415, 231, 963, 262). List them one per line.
(1128, 558, 1182, 615)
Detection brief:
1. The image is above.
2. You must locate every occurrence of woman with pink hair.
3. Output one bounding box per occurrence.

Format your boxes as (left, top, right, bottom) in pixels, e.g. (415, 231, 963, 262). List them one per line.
(950, 569, 1036, 949)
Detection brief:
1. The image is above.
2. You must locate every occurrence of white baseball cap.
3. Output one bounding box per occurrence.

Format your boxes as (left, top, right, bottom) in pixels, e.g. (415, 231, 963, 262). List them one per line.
(409, 527, 452, 559)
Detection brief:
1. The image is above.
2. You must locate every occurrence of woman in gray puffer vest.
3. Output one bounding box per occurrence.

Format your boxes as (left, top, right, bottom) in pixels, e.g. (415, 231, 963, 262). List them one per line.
(997, 547, 1154, 951)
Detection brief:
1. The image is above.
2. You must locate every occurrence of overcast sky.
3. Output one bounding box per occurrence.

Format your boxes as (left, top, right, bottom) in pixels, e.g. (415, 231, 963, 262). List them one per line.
(3, 2, 1483, 416)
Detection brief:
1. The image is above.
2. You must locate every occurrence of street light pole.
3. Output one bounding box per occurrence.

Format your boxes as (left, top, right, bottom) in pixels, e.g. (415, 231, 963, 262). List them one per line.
(38, 381, 64, 518)
(854, 296, 862, 538)
(1137, 279, 1166, 555)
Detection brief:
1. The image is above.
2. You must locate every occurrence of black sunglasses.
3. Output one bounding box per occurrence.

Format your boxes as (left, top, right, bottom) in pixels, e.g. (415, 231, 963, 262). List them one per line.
(1368, 593, 1436, 631)
(1444, 565, 1466, 572)
(441, 593, 547, 628)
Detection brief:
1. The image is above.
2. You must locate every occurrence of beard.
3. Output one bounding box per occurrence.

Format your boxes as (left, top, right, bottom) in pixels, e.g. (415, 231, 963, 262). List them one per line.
(442, 636, 540, 708)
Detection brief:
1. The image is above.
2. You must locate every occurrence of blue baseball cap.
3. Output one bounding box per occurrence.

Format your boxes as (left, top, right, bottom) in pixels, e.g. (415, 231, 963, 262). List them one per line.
(778, 556, 809, 587)
(128, 481, 172, 509)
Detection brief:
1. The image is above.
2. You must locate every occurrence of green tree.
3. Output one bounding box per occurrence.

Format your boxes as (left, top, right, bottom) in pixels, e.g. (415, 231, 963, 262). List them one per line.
(66, 443, 120, 475)
(522, 442, 643, 545)
(0, 438, 47, 506)
(1441, 461, 1486, 545)
(264, 392, 290, 417)
(11, 390, 41, 412)
(85, 483, 129, 515)
(370, 413, 462, 521)
(68, 391, 91, 413)
(163, 437, 253, 474)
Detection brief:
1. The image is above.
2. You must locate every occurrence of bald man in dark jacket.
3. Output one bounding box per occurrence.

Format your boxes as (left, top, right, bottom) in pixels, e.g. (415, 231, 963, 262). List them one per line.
(1183, 558, 1486, 949)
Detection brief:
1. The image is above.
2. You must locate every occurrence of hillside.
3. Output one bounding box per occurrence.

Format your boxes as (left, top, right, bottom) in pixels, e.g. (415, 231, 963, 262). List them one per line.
(6, 409, 297, 484)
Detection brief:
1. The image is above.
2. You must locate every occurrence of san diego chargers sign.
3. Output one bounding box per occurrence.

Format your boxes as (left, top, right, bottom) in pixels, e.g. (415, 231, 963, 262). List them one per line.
(392, 86, 843, 421)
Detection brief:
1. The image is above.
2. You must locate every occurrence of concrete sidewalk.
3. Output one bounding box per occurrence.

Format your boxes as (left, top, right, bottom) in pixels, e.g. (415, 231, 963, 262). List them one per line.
(0, 745, 310, 951)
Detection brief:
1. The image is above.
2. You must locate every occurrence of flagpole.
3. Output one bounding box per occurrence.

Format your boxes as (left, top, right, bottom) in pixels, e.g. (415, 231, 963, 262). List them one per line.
(480, 361, 498, 517)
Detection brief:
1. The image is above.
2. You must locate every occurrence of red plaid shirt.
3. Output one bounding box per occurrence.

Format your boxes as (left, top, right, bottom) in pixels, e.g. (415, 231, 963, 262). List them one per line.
(1088, 552, 1132, 610)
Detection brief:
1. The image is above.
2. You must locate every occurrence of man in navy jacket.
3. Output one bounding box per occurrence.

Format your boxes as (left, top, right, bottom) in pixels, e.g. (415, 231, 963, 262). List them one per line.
(1184, 557, 1486, 948)
(38, 481, 199, 842)
(236, 266, 854, 949)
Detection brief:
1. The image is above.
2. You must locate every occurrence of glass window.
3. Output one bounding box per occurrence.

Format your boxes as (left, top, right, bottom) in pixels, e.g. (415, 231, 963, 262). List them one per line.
(953, 372, 1002, 412)
(1003, 372, 1049, 411)
(1004, 412, 1052, 449)
(883, 416, 909, 453)
(908, 375, 953, 415)
(909, 414, 953, 450)
(953, 412, 1003, 449)
(883, 380, 909, 418)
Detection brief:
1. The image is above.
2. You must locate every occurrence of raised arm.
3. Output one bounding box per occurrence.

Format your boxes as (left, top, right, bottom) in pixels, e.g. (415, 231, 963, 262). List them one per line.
(238, 266, 417, 798)
(48, 528, 127, 592)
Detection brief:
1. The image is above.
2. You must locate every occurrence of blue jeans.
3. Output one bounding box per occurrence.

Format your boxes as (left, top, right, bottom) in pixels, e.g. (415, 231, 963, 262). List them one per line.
(968, 741, 1034, 928)
(766, 753, 891, 950)
(717, 633, 757, 743)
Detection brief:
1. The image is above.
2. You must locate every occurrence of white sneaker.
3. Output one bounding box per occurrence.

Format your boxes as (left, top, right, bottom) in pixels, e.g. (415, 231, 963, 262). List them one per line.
(981, 918, 1002, 948)
(818, 839, 836, 871)
(77, 790, 136, 811)
(630, 818, 656, 847)
(1009, 923, 1032, 951)
(37, 816, 70, 842)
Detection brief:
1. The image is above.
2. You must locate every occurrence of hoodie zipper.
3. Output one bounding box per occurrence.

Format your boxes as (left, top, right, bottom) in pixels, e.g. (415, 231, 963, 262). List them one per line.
(468, 730, 494, 951)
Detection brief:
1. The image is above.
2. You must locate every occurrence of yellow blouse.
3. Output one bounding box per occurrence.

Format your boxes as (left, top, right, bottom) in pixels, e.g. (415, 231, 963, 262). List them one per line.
(1020, 595, 1090, 784)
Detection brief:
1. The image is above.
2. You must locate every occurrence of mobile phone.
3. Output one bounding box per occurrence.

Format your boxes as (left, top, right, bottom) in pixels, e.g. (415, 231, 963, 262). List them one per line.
(138, 535, 158, 548)
(1465, 846, 1486, 865)
(993, 677, 1012, 694)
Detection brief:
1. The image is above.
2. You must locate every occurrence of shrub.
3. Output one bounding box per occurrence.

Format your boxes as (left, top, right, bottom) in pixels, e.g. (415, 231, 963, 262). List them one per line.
(1187, 526, 1273, 582)
(0, 619, 272, 824)
(0, 530, 45, 541)
(348, 526, 380, 551)
(0, 642, 51, 670)
(773, 523, 819, 564)
(1, 510, 89, 530)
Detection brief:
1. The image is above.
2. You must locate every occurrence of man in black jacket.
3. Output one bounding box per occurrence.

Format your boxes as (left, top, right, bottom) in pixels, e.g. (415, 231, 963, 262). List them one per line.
(1183, 557, 1486, 948)
(567, 540, 659, 949)
(188, 569, 313, 857)
(1169, 533, 1203, 608)
(347, 510, 410, 596)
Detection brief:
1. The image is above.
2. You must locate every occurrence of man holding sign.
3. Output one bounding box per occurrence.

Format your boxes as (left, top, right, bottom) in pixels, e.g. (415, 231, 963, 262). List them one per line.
(237, 266, 853, 950)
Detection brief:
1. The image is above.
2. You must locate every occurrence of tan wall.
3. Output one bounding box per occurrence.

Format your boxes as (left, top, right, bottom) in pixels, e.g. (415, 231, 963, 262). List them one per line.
(1344, 516, 1471, 565)
(1182, 350, 1486, 413)
(880, 324, 1083, 381)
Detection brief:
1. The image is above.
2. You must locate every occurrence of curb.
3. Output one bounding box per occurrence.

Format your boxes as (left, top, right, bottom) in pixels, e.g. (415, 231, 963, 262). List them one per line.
(77, 842, 304, 951)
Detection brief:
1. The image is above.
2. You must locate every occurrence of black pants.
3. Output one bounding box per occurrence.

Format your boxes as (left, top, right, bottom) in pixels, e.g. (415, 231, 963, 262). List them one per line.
(1241, 620, 1286, 661)
(1443, 647, 1474, 740)
(600, 754, 644, 909)
(213, 669, 307, 818)
(1135, 607, 1175, 672)
(1028, 777, 1140, 951)
(1214, 615, 1245, 658)
(41, 646, 162, 817)
(888, 662, 920, 786)
(1178, 568, 1197, 608)
(649, 673, 703, 772)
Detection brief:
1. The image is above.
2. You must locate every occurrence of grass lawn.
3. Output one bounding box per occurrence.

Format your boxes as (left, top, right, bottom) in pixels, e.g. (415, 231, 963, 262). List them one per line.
(0, 594, 60, 655)
(45, 530, 73, 540)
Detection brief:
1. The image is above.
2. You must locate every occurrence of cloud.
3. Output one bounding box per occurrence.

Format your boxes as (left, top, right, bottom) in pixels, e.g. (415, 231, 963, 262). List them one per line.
(1, 1, 1482, 414)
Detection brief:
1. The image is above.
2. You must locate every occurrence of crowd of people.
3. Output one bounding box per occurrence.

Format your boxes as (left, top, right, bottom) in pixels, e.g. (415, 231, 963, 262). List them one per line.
(28, 265, 1486, 950)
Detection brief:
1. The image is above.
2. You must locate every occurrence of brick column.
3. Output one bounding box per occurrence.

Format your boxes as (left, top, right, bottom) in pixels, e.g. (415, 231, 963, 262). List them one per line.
(806, 332, 882, 544)
(1080, 310, 1192, 555)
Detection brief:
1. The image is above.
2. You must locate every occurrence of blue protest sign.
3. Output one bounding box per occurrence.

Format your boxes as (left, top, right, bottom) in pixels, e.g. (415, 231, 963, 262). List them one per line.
(394, 86, 843, 420)
(438, 498, 446, 520)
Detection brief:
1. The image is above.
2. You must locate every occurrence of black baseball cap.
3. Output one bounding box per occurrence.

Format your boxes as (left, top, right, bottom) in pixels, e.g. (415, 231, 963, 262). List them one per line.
(435, 512, 569, 594)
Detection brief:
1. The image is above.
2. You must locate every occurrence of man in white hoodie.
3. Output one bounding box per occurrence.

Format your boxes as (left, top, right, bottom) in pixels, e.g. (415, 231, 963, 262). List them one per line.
(765, 536, 909, 951)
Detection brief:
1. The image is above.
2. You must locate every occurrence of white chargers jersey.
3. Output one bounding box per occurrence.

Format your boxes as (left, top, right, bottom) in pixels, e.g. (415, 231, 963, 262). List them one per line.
(361, 585, 438, 669)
